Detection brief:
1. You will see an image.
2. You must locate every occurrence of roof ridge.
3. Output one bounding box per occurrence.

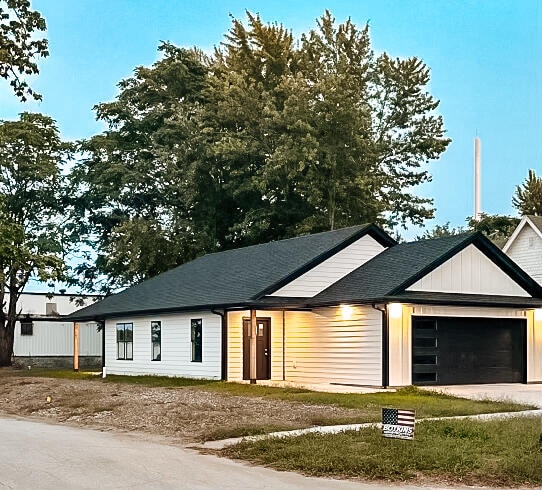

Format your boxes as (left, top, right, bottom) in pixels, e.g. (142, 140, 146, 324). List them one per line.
(197, 224, 370, 259)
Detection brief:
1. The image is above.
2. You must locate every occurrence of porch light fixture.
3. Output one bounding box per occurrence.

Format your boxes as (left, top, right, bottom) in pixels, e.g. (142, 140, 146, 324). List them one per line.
(534, 309, 542, 321)
(340, 305, 354, 320)
(388, 303, 403, 319)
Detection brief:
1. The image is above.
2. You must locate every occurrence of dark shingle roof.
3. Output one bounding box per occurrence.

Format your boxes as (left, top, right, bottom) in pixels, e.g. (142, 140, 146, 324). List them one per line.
(69, 224, 394, 320)
(311, 232, 542, 305)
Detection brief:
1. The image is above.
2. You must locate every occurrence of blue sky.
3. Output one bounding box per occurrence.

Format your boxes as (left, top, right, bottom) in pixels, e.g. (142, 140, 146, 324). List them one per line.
(1, 0, 541, 238)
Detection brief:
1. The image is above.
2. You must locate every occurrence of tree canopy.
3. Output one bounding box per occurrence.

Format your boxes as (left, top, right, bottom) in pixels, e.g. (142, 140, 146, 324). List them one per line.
(419, 213, 519, 247)
(0, 112, 68, 365)
(512, 169, 542, 216)
(72, 11, 450, 292)
(0, 0, 48, 101)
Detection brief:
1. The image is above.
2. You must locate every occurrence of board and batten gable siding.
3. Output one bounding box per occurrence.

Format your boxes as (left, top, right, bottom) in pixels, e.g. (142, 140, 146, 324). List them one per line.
(227, 306, 382, 386)
(505, 224, 542, 285)
(269, 235, 386, 297)
(105, 312, 221, 378)
(406, 244, 530, 297)
(13, 321, 100, 356)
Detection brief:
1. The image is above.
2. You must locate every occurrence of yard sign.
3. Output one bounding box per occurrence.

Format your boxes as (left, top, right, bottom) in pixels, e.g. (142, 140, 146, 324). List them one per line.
(382, 408, 415, 440)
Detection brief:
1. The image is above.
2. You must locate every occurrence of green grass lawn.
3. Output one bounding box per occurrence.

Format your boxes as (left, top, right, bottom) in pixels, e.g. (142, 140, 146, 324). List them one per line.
(222, 416, 542, 487)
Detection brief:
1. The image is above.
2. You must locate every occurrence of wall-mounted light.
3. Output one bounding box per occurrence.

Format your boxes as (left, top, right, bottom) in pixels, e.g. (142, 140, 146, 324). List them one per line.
(534, 309, 542, 321)
(340, 305, 353, 320)
(388, 303, 403, 319)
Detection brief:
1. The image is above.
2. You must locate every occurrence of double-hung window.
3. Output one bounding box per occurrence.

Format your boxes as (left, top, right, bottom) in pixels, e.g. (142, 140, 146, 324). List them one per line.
(116, 323, 133, 360)
(191, 319, 202, 362)
(151, 321, 161, 361)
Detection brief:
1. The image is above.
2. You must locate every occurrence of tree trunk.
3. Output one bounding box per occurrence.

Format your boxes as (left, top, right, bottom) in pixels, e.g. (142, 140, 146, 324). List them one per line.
(0, 323, 15, 367)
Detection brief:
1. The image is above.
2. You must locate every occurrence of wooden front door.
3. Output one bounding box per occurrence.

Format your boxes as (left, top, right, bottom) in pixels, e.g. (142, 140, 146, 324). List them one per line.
(243, 317, 271, 380)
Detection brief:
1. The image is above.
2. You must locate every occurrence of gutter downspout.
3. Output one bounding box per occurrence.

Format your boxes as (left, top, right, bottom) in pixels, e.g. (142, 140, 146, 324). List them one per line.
(99, 321, 105, 374)
(212, 309, 227, 381)
(372, 304, 389, 389)
(282, 309, 286, 381)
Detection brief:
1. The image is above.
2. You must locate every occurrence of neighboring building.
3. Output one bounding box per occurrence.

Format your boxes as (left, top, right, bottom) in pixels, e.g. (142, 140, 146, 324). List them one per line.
(11, 292, 102, 368)
(503, 215, 542, 285)
(69, 225, 542, 387)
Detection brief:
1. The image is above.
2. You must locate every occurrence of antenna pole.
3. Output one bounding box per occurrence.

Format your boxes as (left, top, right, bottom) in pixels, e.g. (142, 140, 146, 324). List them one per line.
(474, 137, 481, 221)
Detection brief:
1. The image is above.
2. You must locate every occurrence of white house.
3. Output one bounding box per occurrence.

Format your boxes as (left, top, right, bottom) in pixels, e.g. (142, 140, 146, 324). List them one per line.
(69, 225, 542, 387)
(11, 292, 102, 368)
(503, 215, 542, 285)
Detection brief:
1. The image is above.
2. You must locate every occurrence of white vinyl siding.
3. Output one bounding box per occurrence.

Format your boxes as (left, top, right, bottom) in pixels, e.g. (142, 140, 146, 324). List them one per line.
(227, 306, 382, 386)
(104, 312, 221, 378)
(505, 225, 542, 285)
(407, 244, 531, 297)
(227, 310, 285, 381)
(270, 235, 385, 297)
(13, 321, 101, 356)
(11, 293, 102, 357)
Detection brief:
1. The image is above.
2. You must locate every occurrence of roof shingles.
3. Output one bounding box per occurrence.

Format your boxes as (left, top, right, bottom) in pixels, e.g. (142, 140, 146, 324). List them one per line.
(70, 224, 384, 320)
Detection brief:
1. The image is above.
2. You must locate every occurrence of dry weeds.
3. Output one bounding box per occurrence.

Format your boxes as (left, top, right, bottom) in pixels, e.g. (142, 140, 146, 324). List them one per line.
(0, 369, 361, 443)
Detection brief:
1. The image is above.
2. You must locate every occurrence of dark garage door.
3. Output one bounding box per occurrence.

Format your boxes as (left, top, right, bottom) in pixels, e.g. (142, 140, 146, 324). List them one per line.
(412, 316, 526, 385)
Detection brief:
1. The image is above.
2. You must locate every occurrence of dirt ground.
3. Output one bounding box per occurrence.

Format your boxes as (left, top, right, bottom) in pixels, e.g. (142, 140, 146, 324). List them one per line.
(0, 369, 361, 444)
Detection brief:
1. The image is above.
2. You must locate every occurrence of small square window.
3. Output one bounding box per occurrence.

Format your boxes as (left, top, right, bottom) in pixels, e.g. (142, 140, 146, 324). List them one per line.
(20, 321, 33, 336)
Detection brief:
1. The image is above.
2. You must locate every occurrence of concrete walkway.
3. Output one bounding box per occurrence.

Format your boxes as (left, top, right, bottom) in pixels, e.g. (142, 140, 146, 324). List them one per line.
(421, 383, 542, 408)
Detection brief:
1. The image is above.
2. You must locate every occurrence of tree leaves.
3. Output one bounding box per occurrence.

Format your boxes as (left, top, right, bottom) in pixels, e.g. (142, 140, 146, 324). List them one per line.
(74, 11, 451, 292)
(0, 112, 67, 364)
(0, 0, 48, 101)
(513, 169, 542, 216)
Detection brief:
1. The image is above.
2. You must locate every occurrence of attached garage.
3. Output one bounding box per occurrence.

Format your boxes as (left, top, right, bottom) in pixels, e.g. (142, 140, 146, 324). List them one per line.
(412, 316, 526, 385)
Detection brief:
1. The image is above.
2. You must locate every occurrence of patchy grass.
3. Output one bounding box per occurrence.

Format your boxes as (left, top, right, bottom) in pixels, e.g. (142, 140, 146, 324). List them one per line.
(102, 374, 218, 388)
(223, 416, 542, 487)
(8, 368, 100, 381)
(207, 383, 534, 419)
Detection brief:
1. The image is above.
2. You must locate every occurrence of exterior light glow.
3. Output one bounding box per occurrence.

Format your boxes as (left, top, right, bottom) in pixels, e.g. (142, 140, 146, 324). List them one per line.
(388, 303, 403, 319)
(341, 305, 353, 320)
(534, 309, 542, 321)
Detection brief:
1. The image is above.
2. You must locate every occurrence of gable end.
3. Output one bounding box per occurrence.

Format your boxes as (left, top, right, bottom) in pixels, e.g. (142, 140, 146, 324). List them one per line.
(254, 224, 396, 299)
(393, 233, 542, 298)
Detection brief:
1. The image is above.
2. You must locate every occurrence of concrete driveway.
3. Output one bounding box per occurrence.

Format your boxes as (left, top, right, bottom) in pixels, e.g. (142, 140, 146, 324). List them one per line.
(422, 383, 542, 408)
(0, 416, 478, 490)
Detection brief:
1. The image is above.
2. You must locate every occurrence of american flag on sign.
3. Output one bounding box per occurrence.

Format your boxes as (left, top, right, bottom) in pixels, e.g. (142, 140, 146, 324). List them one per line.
(382, 408, 415, 440)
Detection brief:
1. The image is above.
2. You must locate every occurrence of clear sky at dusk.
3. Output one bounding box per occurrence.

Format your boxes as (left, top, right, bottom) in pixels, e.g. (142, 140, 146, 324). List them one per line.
(1, 0, 541, 238)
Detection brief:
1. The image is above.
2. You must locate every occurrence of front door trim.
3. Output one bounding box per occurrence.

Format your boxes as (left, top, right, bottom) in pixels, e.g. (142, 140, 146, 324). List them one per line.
(242, 317, 271, 380)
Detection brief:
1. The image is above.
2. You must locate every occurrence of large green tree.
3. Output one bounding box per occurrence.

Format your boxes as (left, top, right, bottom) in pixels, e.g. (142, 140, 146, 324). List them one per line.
(202, 11, 449, 241)
(512, 169, 542, 216)
(70, 44, 209, 292)
(0, 0, 48, 101)
(0, 112, 68, 366)
(75, 11, 450, 291)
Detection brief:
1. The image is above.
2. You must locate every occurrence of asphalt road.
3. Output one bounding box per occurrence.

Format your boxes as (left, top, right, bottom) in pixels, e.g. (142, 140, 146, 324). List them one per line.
(0, 417, 482, 490)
